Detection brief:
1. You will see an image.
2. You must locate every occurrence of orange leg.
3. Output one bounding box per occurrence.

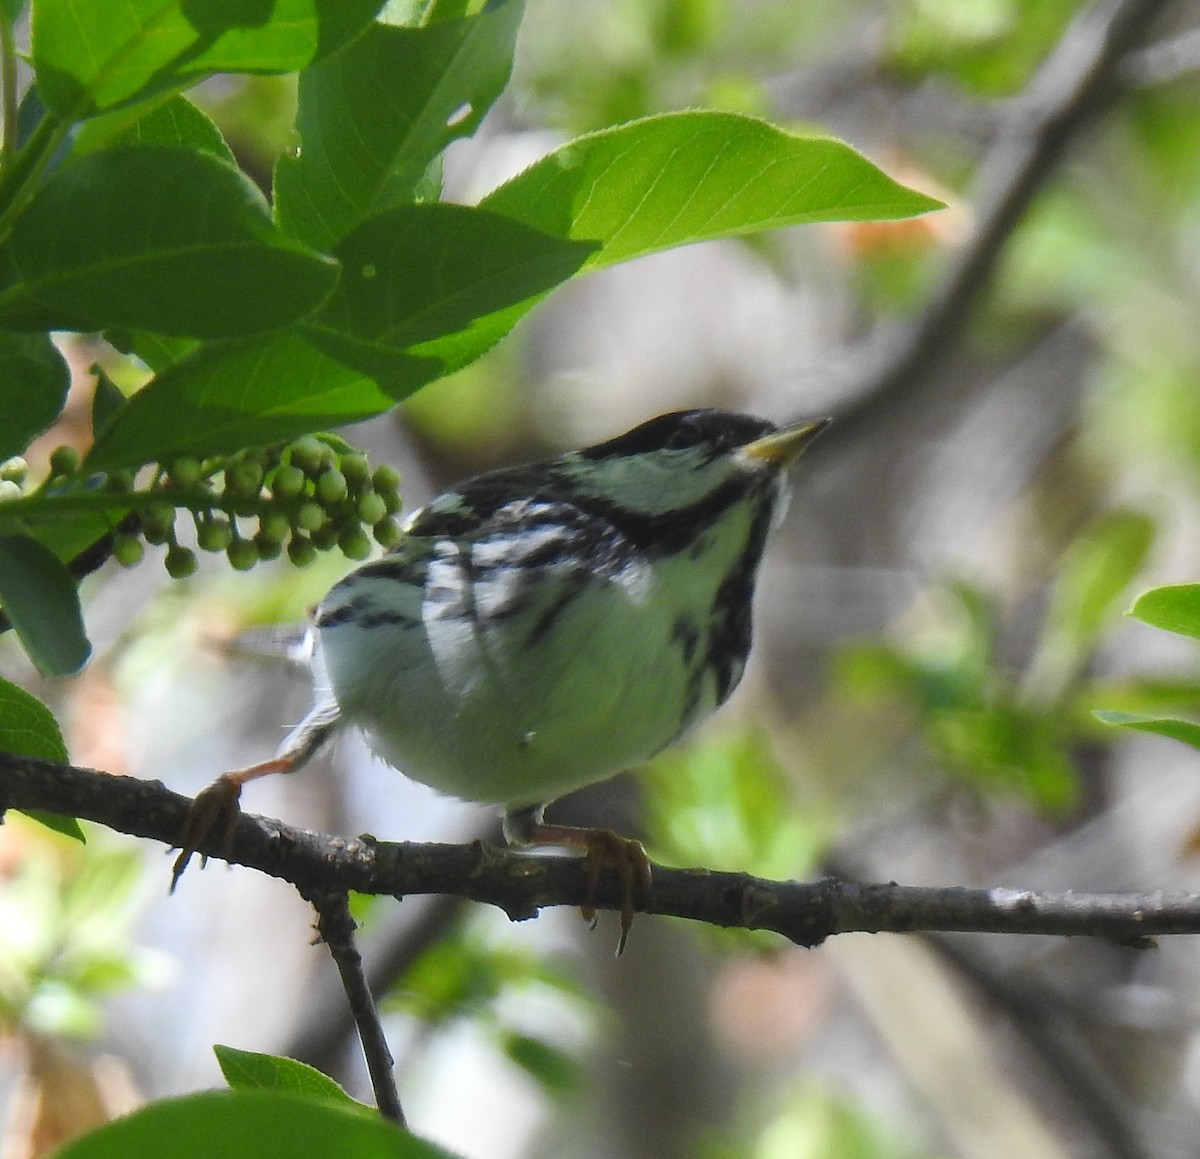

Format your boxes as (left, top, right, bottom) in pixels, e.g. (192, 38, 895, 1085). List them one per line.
(504, 805, 653, 955)
(171, 698, 341, 890)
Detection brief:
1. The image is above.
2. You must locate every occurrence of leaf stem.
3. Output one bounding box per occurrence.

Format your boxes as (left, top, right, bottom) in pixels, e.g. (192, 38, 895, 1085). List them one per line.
(0, 110, 70, 243)
(0, 15, 16, 161)
(6, 483, 215, 517)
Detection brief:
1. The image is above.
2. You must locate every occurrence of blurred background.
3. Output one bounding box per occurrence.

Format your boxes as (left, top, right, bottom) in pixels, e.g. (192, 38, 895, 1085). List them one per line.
(8, 0, 1200, 1155)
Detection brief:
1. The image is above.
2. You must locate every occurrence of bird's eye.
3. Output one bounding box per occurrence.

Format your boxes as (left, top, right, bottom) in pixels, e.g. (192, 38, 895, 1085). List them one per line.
(664, 416, 707, 451)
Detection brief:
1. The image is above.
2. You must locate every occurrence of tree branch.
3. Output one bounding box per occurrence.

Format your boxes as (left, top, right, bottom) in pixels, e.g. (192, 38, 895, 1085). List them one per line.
(814, 0, 1170, 457)
(3, 753, 1198, 947)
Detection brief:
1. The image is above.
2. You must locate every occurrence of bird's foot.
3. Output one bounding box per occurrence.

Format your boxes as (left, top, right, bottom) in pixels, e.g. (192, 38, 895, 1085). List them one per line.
(170, 756, 293, 891)
(504, 807, 652, 955)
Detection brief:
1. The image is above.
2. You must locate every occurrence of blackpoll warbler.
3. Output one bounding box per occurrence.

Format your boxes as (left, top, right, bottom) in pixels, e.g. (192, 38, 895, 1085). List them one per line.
(174, 409, 829, 947)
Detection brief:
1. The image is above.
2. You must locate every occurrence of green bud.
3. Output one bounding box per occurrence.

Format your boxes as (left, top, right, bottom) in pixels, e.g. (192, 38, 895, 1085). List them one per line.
(257, 510, 291, 543)
(167, 457, 203, 488)
(196, 516, 233, 552)
(140, 503, 175, 545)
(227, 537, 258, 571)
(310, 523, 339, 551)
(339, 453, 371, 490)
(49, 445, 80, 476)
(372, 517, 401, 549)
(295, 501, 326, 532)
(225, 458, 265, 498)
(289, 436, 326, 476)
(271, 463, 307, 499)
(0, 457, 27, 483)
(165, 544, 198, 578)
(287, 535, 317, 567)
(253, 531, 283, 560)
(357, 491, 387, 525)
(372, 463, 401, 493)
(339, 527, 372, 560)
(0, 479, 22, 501)
(105, 469, 135, 493)
(316, 468, 348, 505)
(113, 534, 144, 567)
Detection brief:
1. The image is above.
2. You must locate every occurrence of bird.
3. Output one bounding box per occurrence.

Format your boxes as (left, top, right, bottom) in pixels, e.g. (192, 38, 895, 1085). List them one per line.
(173, 408, 830, 949)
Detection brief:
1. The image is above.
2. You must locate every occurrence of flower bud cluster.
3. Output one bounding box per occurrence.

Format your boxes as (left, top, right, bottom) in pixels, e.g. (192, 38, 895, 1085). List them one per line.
(7, 438, 403, 579)
(0, 456, 27, 501)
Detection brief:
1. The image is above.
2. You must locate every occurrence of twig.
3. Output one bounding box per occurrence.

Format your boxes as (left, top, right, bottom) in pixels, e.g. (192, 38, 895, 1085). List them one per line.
(813, 0, 1170, 456)
(4, 754, 1200, 946)
(307, 891, 405, 1126)
(287, 893, 466, 1074)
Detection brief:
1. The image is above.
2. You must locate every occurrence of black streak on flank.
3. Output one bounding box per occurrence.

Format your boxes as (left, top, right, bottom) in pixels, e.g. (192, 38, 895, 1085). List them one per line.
(705, 501, 775, 705)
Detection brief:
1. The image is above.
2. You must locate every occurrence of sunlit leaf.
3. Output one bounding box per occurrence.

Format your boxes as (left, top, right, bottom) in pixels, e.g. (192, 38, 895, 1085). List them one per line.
(274, 0, 523, 248)
(0, 148, 338, 338)
(1130, 583, 1200, 640)
(304, 203, 595, 378)
(214, 1047, 362, 1108)
(481, 110, 943, 271)
(31, 0, 385, 118)
(1094, 709, 1200, 750)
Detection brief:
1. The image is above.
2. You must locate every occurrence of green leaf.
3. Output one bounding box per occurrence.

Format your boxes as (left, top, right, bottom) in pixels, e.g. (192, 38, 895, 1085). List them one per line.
(1094, 709, 1200, 751)
(1130, 583, 1200, 640)
(73, 94, 237, 163)
(274, 0, 523, 249)
(0, 330, 70, 459)
(31, 0, 385, 119)
(0, 534, 90, 676)
(0, 674, 83, 840)
(104, 328, 198, 374)
(500, 1032, 582, 1095)
(304, 203, 595, 378)
(215, 1046, 361, 1106)
(49, 1090, 463, 1159)
(90, 367, 126, 438)
(86, 332, 437, 470)
(480, 110, 944, 271)
(0, 147, 339, 338)
(1025, 510, 1155, 700)
(0, 674, 67, 760)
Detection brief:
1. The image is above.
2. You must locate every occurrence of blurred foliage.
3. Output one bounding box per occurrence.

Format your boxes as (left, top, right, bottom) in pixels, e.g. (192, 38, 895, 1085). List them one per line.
(701, 1080, 924, 1159)
(1097, 583, 1200, 750)
(886, 0, 1080, 94)
(515, 0, 840, 132)
(834, 508, 1155, 813)
(384, 917, 592, 1097)
(642, 727, 834, 878)
(0, 820, 164, 1040)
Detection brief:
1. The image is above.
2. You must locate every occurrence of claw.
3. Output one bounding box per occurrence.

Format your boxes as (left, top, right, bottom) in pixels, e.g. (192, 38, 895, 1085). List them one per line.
(578, 829, 652, 955)
(504, 805, 653, 954)
(169, 753, 297, 890)
(170, 773, 244, 891)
